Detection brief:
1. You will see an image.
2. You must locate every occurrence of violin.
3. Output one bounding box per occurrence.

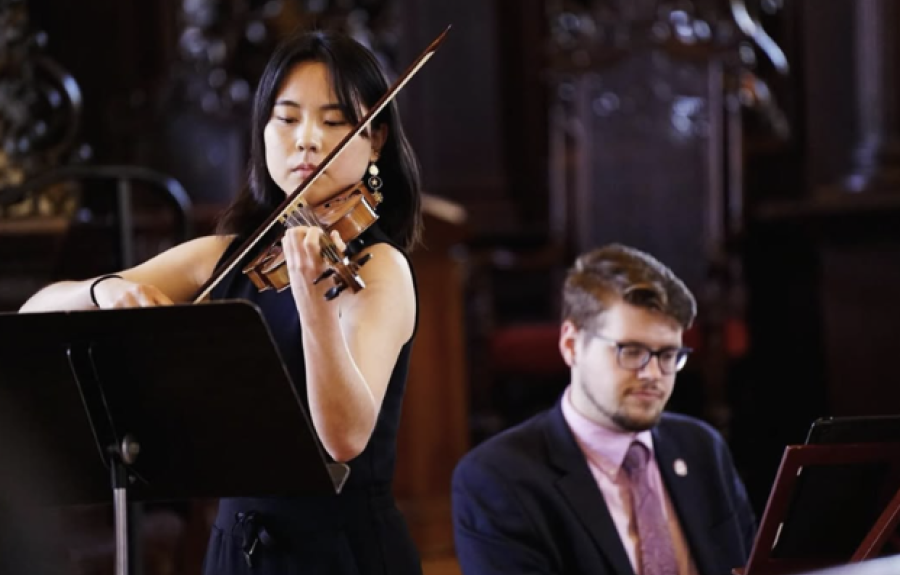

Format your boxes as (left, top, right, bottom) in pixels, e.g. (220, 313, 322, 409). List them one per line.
(242, 181, 383, 300)
(192, 26, 449, 304)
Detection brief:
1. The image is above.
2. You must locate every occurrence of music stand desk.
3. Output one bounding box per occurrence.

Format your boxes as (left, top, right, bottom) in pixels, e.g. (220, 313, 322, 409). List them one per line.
(739, 441, 900, 575)
(0, 301, 348, 575)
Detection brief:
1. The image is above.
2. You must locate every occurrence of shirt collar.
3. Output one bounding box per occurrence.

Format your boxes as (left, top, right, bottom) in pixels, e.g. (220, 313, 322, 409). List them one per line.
(561, 385, 654, 479)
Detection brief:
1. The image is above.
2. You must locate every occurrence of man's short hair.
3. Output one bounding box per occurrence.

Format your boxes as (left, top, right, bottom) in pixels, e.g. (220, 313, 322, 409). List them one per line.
(561, 244, 697, 330)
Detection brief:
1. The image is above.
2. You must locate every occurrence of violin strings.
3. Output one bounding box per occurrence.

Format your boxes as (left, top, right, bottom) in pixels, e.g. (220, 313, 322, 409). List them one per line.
(303, 207, 343, 262)
(277, 205, 361, 292)
(283, 207, 344, 263)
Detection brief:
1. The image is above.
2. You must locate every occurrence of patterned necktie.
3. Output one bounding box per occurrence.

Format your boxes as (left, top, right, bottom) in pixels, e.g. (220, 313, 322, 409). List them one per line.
(622, 441, 679, 575)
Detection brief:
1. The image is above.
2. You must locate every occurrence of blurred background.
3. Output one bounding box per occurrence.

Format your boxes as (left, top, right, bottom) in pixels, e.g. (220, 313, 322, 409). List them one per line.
(2, 0, 900, 573)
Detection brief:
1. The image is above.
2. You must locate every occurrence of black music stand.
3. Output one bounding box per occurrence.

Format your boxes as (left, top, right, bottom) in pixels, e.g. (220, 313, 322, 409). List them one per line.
(0, 301, 349, 575)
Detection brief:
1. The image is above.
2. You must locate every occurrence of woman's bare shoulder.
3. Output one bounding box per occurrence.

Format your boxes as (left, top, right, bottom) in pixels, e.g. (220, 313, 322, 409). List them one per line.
(339, 241, 415, 334)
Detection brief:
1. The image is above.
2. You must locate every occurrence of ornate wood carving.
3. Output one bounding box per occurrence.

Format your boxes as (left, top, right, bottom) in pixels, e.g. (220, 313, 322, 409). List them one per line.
(289, 0, 401, 74)
(0, 0, 85, 216)
(545, 0, 788, 433)
(171, 0, 283, 113)
(170, 0, 401, 115)
(546, 0, 787, 269)
(548, 0, 745, 72)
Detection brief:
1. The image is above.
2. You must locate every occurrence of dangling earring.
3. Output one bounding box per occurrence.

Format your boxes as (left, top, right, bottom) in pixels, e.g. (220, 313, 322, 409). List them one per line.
(366, 161, 384, 203)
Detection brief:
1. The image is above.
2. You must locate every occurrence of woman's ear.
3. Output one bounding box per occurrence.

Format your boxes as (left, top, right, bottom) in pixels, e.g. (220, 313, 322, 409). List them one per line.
(370, 125, 389, 161)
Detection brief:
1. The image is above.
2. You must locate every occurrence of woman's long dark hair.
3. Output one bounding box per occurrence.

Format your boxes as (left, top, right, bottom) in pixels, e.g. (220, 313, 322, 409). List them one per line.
(217, 30, 423, 251)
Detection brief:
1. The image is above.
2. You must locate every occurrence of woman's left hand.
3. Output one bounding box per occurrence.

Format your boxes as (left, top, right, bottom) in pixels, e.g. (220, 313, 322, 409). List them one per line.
(282, 225, 348, 309)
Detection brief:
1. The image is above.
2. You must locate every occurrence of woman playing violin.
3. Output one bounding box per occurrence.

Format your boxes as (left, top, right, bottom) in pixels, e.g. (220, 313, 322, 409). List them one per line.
(21, 30, 424, 574)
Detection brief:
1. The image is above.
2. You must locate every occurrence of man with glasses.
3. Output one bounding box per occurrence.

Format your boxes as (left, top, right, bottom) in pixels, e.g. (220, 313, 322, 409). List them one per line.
(452, 244, 755, 575)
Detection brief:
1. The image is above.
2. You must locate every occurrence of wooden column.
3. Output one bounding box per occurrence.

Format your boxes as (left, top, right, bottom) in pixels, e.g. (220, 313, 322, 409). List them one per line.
(842, 0, 900, 193)
(395, 199, 469, 557)
(814, 0, 900, 416)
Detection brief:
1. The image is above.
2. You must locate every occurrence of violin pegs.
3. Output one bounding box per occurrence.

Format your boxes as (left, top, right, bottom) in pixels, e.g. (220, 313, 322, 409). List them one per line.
(344, 237, 366, 257)
(325, 284, 346, 300)
(355, 253, 373, 267)
(313, 268, 335, 284)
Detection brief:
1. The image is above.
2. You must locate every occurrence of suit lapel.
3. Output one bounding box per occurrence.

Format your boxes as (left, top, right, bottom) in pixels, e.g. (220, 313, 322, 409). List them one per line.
(652, 426, 717, 575)
(545, 403, 636, 575)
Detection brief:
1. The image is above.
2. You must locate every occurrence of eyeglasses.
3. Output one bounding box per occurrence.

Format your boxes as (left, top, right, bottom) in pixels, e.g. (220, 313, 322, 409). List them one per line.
(588, 333, 692, 375)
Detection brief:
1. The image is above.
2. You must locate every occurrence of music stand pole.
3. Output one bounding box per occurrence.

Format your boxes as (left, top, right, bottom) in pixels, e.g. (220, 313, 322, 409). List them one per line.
(111, 435, 141, 575)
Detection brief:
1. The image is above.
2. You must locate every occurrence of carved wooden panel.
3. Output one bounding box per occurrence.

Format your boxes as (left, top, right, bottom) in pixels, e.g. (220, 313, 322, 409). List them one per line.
(551, 55, 725, 291)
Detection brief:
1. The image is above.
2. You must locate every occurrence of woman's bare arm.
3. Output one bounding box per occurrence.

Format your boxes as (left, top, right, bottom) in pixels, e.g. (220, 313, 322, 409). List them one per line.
(292, 241, 416, 462)
(19, 235, 233, 312)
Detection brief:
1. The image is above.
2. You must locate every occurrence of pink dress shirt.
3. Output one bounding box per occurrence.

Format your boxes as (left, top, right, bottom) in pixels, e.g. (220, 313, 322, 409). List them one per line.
(561, 387, 699, 575)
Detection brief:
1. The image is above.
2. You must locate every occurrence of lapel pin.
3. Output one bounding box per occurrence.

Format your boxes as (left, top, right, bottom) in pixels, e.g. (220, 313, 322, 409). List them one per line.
(674, 459, 688, 477)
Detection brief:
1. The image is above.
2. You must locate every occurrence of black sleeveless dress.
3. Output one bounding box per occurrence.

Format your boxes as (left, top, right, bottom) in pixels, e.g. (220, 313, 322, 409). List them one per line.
(202, 224, 422, 575)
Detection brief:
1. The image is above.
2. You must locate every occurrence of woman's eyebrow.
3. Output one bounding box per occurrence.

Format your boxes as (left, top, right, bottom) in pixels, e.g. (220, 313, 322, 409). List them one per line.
(273, 100, 343, 111)
(274, 99, 301, 108)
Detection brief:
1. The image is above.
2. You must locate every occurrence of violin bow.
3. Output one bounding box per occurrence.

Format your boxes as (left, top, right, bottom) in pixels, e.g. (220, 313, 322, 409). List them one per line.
(193, 25, 451, 303)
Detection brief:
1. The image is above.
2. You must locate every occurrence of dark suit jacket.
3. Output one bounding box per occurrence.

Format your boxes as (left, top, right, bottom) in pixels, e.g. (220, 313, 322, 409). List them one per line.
(452, 402, 756, 575)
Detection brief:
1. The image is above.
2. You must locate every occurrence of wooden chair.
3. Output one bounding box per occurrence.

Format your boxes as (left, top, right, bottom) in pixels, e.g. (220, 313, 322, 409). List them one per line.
(465, 237, 571, 441)
(0, 164, 193, 311)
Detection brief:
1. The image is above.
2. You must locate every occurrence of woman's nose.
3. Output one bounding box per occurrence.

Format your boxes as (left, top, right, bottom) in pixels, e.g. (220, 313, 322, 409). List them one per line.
(295, 122, 322, 152)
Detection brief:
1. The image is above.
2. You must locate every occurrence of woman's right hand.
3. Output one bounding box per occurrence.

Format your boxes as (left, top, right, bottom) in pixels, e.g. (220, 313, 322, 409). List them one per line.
(93, 276, 174, 308)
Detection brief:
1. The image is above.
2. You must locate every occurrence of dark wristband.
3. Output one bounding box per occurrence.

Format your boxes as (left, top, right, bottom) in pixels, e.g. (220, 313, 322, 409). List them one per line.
(90, 274, 123, 308)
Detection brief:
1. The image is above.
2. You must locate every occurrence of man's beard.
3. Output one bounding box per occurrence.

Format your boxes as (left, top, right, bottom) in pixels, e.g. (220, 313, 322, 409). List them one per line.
(579, 377, 663, 432)
(610, 407, 661, 432)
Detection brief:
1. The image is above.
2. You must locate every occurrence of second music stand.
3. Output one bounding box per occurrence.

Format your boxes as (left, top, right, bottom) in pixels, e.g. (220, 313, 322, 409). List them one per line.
(738, 416, 900, 575)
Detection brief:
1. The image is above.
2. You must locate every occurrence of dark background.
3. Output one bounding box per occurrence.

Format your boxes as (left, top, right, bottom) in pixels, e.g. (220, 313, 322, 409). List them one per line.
(3, 0, 900, 571)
